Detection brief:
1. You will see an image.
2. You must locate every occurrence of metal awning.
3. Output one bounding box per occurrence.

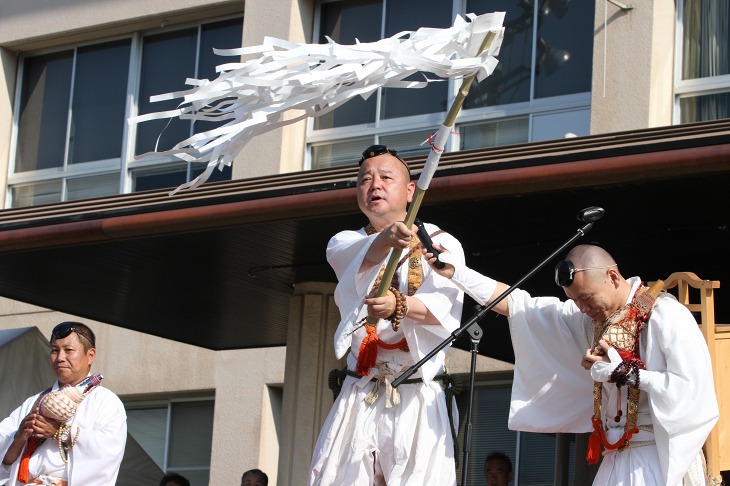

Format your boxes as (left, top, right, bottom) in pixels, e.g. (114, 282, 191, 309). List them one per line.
(1, 120, 728, 362)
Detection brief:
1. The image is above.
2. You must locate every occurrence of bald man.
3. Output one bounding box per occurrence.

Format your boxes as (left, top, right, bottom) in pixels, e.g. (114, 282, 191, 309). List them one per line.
(309, 145, 465, 485)
(425, 244, 718, 486)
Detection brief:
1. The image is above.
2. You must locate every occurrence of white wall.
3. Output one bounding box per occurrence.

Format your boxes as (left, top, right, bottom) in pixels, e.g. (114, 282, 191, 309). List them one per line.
(590, 0, 676, 133)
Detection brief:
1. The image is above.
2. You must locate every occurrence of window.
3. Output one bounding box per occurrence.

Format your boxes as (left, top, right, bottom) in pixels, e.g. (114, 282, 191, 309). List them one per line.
(132, 18, 240, 188)
(308, 0, 594, 169)
(454, 383, 579, 486)
(676, 0, 730, 123)
(126, 398, 215, 486)
(8, 17, 242, 208)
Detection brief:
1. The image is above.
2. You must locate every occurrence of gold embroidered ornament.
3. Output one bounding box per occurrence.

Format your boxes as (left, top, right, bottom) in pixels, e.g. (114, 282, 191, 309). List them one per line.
(586, 280, 663, 463)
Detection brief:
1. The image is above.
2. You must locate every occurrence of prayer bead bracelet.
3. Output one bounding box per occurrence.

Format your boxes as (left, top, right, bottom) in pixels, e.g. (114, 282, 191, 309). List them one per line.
(388, 286, 408, 331)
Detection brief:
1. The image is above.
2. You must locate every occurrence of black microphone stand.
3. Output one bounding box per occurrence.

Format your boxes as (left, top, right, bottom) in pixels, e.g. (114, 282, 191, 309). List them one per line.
(392, 207, 604, 486)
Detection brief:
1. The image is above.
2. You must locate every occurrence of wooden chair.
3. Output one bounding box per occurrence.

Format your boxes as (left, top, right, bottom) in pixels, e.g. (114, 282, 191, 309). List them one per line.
(661, 272, 728, 480)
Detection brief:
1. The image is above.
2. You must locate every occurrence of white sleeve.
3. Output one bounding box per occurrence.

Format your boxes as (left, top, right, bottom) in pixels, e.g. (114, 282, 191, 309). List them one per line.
(507, 290, 595, 433)
(328, 230, 387, 359)
(67, 387, 127, 486)
(638, 297, 719, 486)
(0, 394, 40, 483)
(442, 253, 497, 306)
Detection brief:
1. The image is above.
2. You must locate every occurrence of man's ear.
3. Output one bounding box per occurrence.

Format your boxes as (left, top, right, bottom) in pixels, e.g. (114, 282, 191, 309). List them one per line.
(607, 267, 621, 288)
(406, 181, 416, 203)
(87, 347, 96, 367)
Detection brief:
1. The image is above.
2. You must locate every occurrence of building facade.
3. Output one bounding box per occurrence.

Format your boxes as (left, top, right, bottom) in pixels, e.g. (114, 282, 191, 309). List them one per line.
(0, 0, 727, 485)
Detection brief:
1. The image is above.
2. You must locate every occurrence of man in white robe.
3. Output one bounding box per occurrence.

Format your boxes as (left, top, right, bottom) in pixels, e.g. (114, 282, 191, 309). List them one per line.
(308, 145, 465, 486)
(0, 322, 127, 486)
(424, 244, 719, 486)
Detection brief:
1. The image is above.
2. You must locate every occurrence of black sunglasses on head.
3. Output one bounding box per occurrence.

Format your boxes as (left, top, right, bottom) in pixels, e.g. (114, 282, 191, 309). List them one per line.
(358, 144, 410, 174)
(50, 322, 95, 348)
(51, 322, 76, 341)
(554, 259, 618, 287)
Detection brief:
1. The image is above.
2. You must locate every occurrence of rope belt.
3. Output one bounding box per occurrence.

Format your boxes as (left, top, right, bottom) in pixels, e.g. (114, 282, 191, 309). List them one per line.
(328, 367, 463, 466)
(26, 476, 68, 486)
(606, 424, 655, 452)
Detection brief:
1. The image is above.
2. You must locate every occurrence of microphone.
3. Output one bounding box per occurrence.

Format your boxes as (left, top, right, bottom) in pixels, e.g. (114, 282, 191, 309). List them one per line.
(415, 219, 445, 269)
(577, 206, 605, 223)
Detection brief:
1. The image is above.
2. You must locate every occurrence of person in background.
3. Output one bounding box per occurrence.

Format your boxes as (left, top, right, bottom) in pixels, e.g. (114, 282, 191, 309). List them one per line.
(0, 321, 127, 486)
(160, 472, 191, 486)
(241, 468, 268, 486)
(484, 451, 513, 486)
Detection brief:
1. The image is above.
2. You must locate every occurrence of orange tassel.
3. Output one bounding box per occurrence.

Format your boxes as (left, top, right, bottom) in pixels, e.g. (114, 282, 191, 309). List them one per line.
(18, 436, 40, 483)
(586, 427, 602, 464)
(356, 325, 379, 375)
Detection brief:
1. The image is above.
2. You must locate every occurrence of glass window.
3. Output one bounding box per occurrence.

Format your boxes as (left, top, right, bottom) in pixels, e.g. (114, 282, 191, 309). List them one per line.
(460, 118, 529, 150)
(70, 40, 131, 164)
(16, 40, 131, 173)
(311, 138, 374, 168)
(10, 180, 63, 207)
(676, 0, 730, 123)
(16, 51, 74, 172)
(464, 0, 533, 108)
(67, 173, 122, 201)
(680, 92, 730, 123)
(133, 18, 242, 190)
(533, 1, 594, 99)
(315, 0, 382, 130)
(310, 0, 594, 169)
(682, 0, 730, 80)
(126, 399, 214, 486)
(380, 0, 452, 119)
(132, 163, 232, 192)
(135, 17, 245, 154)
(455, 383, 577, 486)
(135, 28, 198, 155)
(10, 17, 242, 208)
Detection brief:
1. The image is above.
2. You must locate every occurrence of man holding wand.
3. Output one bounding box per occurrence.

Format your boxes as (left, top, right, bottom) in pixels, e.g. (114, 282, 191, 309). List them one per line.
(309, 145, 465, 485)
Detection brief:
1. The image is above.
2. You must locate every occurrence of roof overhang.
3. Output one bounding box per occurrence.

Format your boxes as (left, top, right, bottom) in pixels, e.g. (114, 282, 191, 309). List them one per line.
(1, 120, 728, 362)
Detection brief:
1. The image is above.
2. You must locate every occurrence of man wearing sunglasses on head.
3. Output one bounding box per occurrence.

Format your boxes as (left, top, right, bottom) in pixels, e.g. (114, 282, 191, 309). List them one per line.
(0, 322, 127, 486)
(424, 243, 718, 486)
(309, 145, 465, 485)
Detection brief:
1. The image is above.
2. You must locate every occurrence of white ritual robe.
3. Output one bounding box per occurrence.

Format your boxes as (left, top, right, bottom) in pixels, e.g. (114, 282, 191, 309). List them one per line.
(309, 223, 464, 486)
(0, 381, 127, 486)
(506, 277, 719, 486)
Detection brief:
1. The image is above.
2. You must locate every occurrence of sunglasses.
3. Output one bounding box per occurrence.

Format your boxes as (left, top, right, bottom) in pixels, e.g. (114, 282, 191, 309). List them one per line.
(554, 260, 617, 287)
(50, 322, 95, 348)
(358, 144, 410, 174)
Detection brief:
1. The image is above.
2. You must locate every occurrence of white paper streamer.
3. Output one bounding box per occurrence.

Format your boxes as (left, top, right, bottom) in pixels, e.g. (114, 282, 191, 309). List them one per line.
(129, 12, 505, 194)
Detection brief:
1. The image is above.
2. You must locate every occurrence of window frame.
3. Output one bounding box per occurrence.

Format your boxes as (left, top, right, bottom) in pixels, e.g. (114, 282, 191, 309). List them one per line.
(305, 0, 593, 170)
(125, 395, 215, 481)
(673, 0, 730, 124)
(454, 377, 579, 485)
(6, 15, 242, 208)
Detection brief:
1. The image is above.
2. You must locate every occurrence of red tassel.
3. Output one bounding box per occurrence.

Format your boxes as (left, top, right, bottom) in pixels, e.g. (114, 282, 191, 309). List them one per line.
(586, 420, 602, 464)
(18, 436, 40, 483)
(356, 326, 379, 375)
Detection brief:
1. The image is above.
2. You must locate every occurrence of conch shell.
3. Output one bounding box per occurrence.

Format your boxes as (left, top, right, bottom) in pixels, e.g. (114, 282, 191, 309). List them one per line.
(39, 374, 103, 422)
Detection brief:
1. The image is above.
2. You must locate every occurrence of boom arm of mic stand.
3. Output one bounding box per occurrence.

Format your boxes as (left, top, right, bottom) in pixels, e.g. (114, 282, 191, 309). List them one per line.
(392, 221, 594, 388)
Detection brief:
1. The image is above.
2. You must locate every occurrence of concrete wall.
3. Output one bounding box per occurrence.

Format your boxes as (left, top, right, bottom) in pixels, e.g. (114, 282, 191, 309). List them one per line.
(590, 0, 676, 133)
(0, 0, 244, 50)
(233, 0, 313, 180)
